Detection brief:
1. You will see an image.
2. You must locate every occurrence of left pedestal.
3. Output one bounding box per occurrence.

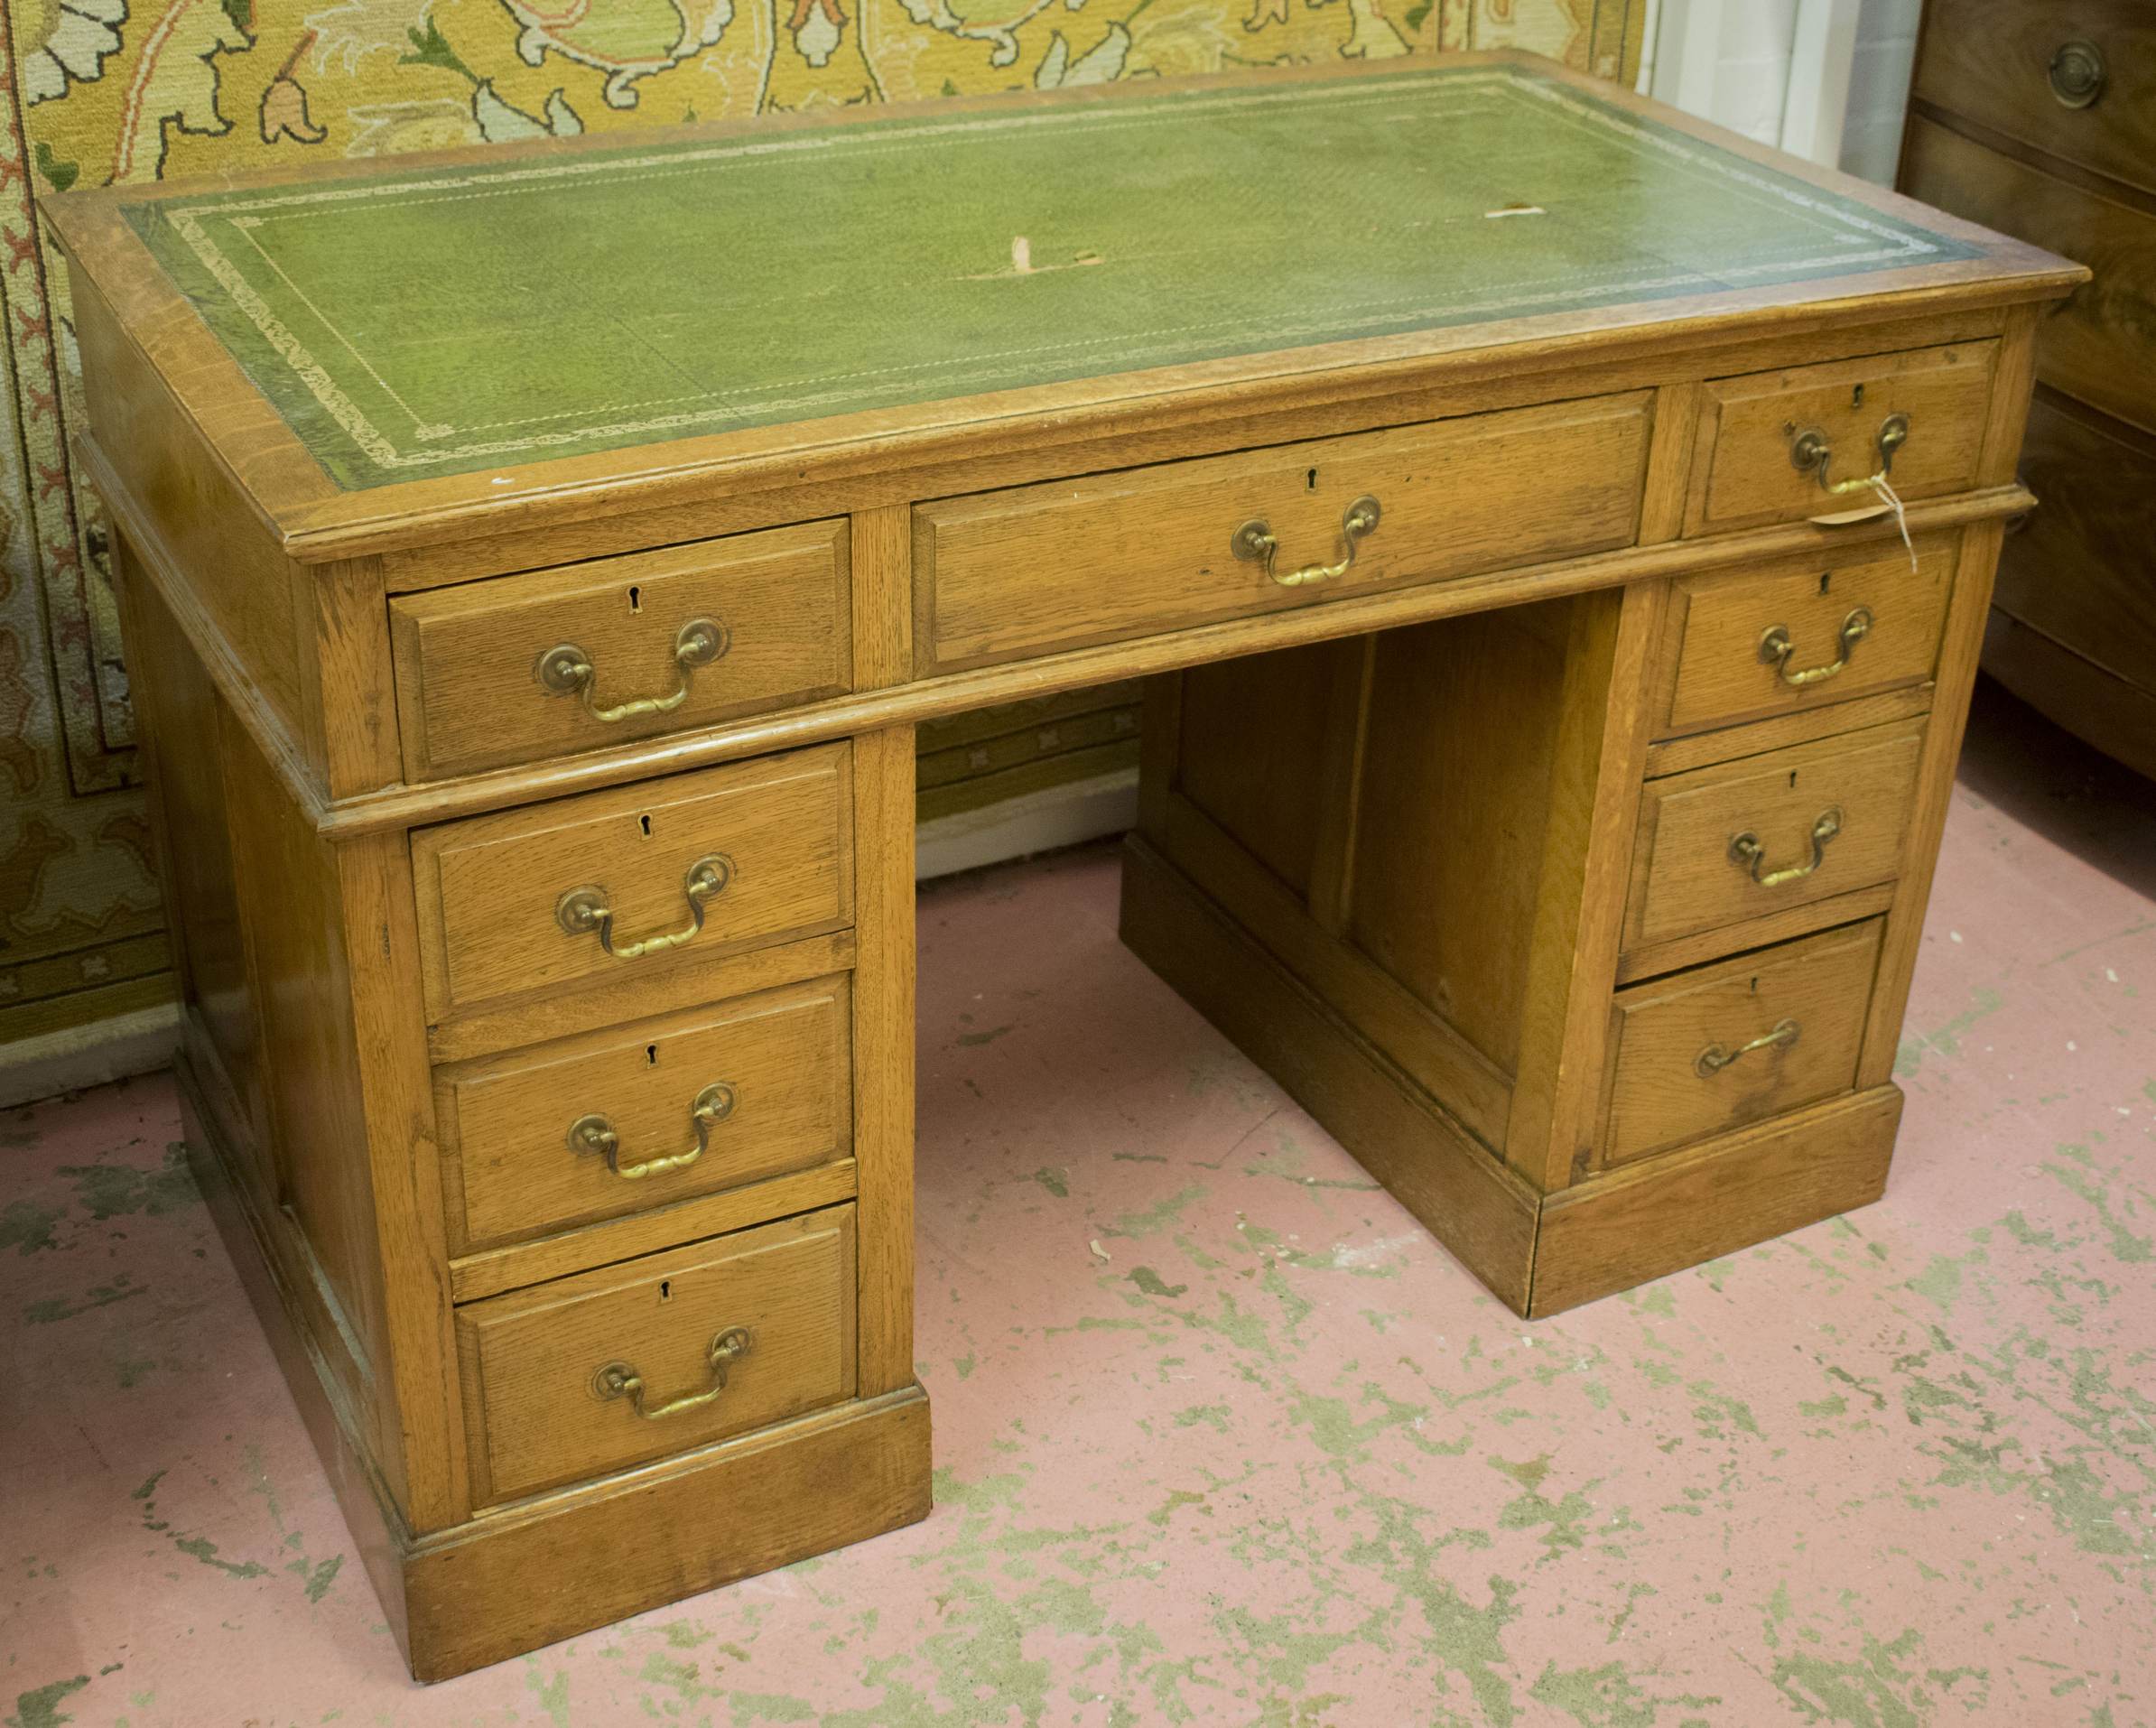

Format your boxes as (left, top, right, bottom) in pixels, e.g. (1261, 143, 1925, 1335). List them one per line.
(121, 542, 930, 1680)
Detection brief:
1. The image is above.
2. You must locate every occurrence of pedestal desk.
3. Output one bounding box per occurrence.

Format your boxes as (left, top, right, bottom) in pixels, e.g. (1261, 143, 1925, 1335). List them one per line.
(46, 54, 2079, 1679)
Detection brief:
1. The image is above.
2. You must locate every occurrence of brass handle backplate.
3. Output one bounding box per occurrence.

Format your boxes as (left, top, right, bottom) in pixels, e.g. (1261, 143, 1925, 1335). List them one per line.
(1696, 1019, 1800, 1078)
(1730, 806, 1843, 888)
(569, 1081, 737, 1180)
(2049, 38, 2105, 108)
(1231, 495, 1381, 588)
(536, 618, 729, 723)
(555, 853, 732, 961)
(592, 1326, 753, 1422)
(1788, 414, 1909, 495)
(1759, 607, 1873, 686)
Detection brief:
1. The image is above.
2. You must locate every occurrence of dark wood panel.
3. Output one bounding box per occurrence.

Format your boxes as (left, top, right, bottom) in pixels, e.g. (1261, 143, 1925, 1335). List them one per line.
(1901, 119, 2156, 435)
(1912, 0, 2156, 199)
(1984, 613, 2156, 783)
(1993, 393, 2156, 692)
(118, 557, 272, 1184)
(1348, 605, 1571, 1076)
(1177, 643, 1338, 899)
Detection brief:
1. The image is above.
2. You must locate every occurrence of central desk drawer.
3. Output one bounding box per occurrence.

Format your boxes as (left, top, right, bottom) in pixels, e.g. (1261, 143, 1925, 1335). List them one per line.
(454, 1206, 856, 1505)
(439, 976, 852, 1253)
(1623, 719, 1925, 956)
(915, 394, 1652, 671)
(388, 521, 850, 782)
(412, 742, 852, 1022)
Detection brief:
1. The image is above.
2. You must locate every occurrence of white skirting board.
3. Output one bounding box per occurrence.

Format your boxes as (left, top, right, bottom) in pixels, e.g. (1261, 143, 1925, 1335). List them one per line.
(915, 767, 1139, 881)
(0, 1001, 182, 1111)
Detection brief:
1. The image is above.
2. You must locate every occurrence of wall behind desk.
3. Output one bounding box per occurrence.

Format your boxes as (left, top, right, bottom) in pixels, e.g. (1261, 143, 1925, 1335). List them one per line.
(0, 0, 1645, 1051)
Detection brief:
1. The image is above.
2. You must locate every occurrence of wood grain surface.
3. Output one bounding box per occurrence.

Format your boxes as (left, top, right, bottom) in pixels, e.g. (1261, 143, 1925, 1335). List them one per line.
(915, 394, 1651, 670)
(439, 976, 852, 1253)
(390, 521, 851, 780)
(1596, 919, 1885, 1166)
(455, 1207, 857, 1506)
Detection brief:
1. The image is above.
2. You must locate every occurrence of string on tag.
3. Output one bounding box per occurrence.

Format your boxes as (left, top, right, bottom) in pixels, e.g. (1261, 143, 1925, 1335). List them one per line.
(1822, 468, 1918, 573)
(1870, 472, 1916, 573)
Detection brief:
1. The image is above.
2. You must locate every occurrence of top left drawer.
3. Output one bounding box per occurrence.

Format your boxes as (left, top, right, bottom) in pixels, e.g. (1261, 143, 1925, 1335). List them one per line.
(389, 521, 851, 780)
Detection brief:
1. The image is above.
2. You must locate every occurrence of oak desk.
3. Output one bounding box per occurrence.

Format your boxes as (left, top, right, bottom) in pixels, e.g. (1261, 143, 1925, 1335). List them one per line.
(47, 54, 2079, 1680)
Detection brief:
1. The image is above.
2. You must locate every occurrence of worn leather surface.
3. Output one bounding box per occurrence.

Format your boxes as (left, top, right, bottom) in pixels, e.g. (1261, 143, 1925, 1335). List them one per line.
(125, 64, 1975, 490)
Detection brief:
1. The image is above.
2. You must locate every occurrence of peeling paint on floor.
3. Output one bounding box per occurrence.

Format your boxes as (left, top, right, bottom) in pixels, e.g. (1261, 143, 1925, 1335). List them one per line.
(3, 685, 2152, 1724)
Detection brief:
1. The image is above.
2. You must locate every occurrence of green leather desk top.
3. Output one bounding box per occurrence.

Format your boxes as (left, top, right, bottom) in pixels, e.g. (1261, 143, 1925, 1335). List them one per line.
(120, 61, 1979, 493)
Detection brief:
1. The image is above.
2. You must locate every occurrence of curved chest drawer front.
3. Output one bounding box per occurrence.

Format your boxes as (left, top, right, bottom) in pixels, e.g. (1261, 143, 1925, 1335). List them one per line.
(412, 742, 852, 1022)
(388, 521, 850, 782)
(439, 976, 852, 1254)
(1600, 919, 1884, 1168)
(454, 1206, 856, 1507)
(1624, 719, 1926, 956)
(1901, 116, 2156, 438)
(1912, 0, 2156, 200)
(1655, 540, 1955, 738)
(1685, 341, 1998, 536)
(915, 393, 1653, 672)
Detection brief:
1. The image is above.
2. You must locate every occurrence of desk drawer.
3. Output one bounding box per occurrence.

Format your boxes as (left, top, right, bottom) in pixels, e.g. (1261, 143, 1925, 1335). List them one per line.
(1684, 342, 1996, 535)
(1653, 541, 1954, 738)
(413, 743, 851, 1021)
(388, 522, 850, 781)
(915, 394, 1651, 671)
(439, 976, 851, 1253)
(1623, 720, 1925, 955)
(455, 1207, 856, 1505)
(1599, 921, 1883, 1167)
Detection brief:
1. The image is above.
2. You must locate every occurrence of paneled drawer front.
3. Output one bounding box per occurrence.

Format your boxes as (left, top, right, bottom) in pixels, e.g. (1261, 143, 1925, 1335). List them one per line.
(1901, 117, 2156, 437)
(440, 975, 852, 1253)
(455, 1206, 856, 1505)
(1685, 343, 1997, 535)
(1912, 0, 2156, 200)
(916, 393, 1651, 670)
(413, 742, 851, 1021)
(389, 522, 850, 781)
(1599, 920, 1884, 1167)
(1653, 541, 1953, 738)
(1624, 720, 1925, 955)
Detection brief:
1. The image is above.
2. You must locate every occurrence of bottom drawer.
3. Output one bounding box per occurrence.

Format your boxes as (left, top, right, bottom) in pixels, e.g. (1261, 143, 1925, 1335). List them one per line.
(1597, 920, 1883, 1167)
(456, 1206, 856, 1505)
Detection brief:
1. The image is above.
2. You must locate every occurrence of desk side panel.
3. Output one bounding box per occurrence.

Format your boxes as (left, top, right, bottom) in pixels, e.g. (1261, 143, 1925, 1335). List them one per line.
(116, 534, 463, 1529)
(70, 268, 322, 782)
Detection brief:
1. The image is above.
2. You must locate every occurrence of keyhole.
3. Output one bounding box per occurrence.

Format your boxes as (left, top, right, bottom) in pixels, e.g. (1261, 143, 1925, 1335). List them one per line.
(1818, 570, 1832, 595)
(1789, 770, 1798, 789)
(1749, 977, 1760, 994)
(638, 813, 653, 838)
(646, 1044, 658, 1066)
(628, 584, 642, 614)
(1306, 468, 1317, 491)
(659, 1279, 672, 1301)
(1852, 383, 1865, 408)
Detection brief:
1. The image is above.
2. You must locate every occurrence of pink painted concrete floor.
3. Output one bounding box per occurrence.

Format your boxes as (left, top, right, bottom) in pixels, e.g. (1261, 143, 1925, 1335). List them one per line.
(5, 682, 2154, 1727)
